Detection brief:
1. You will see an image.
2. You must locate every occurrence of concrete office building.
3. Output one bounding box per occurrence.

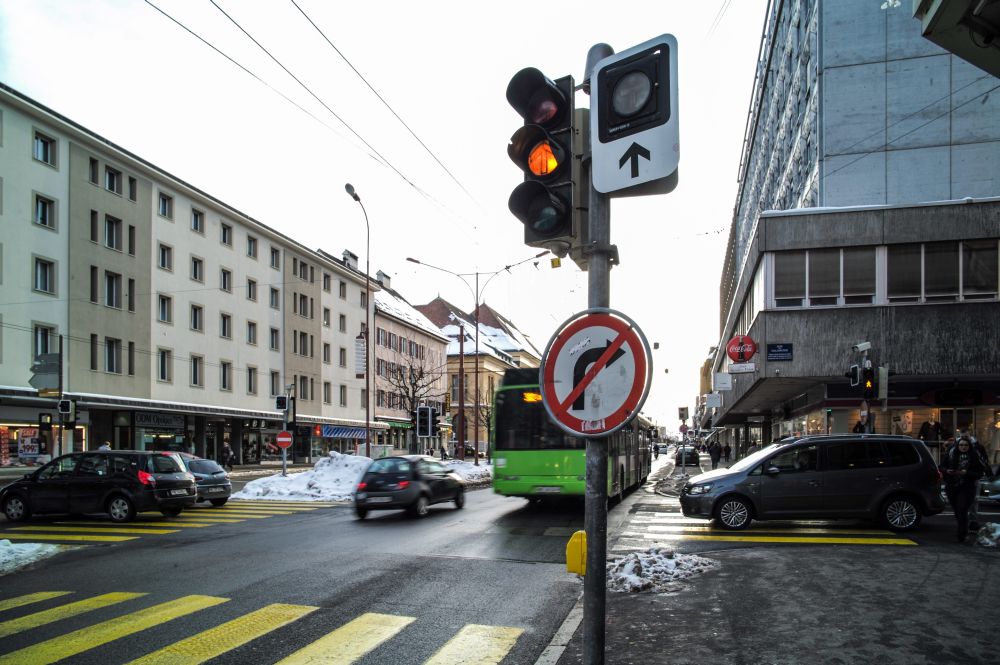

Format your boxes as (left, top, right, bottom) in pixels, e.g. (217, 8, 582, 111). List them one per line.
(705, 1, 1000, 458)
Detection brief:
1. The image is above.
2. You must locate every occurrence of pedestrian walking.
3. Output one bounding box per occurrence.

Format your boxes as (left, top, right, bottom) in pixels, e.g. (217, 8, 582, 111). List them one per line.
(98, 441, 111, 451)
(723, 444, 732, 464)
(708, 442, 722, 470)
(959, 429, 994, 531)
(941, 436, 986, 542)
(220, 442, 234, 472)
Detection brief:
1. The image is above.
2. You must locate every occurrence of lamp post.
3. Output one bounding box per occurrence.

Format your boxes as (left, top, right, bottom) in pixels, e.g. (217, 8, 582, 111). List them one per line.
(407, 251, 548, 466)
(344, 183, 372, 458)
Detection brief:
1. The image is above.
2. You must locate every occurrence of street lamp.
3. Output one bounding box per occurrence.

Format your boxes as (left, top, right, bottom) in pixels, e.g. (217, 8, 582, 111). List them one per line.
(407, 251, 548, 466)
(344, 183, 372, 458)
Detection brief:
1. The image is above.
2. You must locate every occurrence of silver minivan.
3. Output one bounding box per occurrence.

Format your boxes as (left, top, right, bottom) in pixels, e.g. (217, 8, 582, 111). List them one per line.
(679, 434, 944, 531)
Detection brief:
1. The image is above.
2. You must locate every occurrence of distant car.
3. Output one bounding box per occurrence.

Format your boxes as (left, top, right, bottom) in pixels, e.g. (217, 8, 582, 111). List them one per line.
(979, 466, 1000, 505)
(1, 450, 196, 523)
(680, 434, 944, 531)
(178, 454, 232, 506)
(675, 445, 699, 466)
(657, 444, 670, 454)
(354, 455, 465, 519)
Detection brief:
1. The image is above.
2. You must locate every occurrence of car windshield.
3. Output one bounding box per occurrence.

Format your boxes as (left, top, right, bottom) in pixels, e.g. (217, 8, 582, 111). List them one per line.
(367, 458, 411, 474)
(148, 453, 184, 474)
(187, 459, 224, 474)
(723, 443, 786, 473)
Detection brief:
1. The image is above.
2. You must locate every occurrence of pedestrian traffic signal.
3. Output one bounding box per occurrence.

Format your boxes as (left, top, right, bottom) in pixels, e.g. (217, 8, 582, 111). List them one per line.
(845, 365, 860, 387)
(430, 408, 440, 436)
(506, 68, 583, 255)
(276, 395, 288, 411)
(862, 365, 875, 400)
(417, 406, 432, 438)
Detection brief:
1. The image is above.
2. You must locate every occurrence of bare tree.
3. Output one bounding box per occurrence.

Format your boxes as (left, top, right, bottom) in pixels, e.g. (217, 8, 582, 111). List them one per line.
(375, 349, 448, 453)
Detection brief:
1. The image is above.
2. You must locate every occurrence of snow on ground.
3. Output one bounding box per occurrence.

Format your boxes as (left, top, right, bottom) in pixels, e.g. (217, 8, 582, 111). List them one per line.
(0, 539, 65, 576)
(607, 547, 718, 594)
(232, 451, 493, 502)
(976, 522, 1000, 547)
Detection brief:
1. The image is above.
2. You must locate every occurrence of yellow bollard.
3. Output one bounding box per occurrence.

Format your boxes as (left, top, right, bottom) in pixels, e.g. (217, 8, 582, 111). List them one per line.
(566, 530, 587, 575)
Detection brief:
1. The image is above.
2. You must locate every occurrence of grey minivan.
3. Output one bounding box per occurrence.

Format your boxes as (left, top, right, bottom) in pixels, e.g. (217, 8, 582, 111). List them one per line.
(679, 435, 944, 531)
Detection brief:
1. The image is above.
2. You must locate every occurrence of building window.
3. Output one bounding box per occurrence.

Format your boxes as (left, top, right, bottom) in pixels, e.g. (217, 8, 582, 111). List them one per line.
(158, 193, 173, 219)
(220, 313, 232, 339)
(339, 385, 347, 407)
(220, 268, 232, 293)
(90, 210, 98, 242)
(270, 247, 280, 269)
(191, 209, 204, 233)
(773, 247, 875, 308)
(105, 167, 122, 194)
(35, 194, 55, 228)
(247, 235, 258, 258)
(157, 295, 172, 323)
(104, 272, 121, 308)
(89, 158, 98, 183)
(247, 367, 258, 395)
(807, 248, 839, 306)
(360, 291, 367, 308)
(221, 223, 232, 246)
(191, 355, 204, 387)
(158, 243, 173, 271)
(128, 225, 136, 256)
(843, 247, 876, 304)
(157, 349, 172, 382)
(324, 382, 332, 404)
(90, 334, 98, 370)
(323, 343, 331, 363)
(105, 215, 122, 250)
(888, 244, 922, 303)
(924, 241, 959, 302)
(323, 273, 331, 292)
(90, 266, 98, 303)
(247, 278, 257, 301)
(33, 131, 56, 166)
(190, 305, 204, 332)
(339, 281, 346, 299)
(323, 307, 330, 327)
(34, 325, 54, 358)
(247, 320, 257, 345)
(270, 371, 280, 396)
(269, 327, 279, 351)
(127, 279, 135, 312)
(774, 251, 805, 308)
(220, 362, 232, 391)
(191, 256, 204, 282)
(270, 288, 280, 309)
(105, 337, 122, 374)
(298, 294, 309, 318)
(963, 239, 999, 299)
(339, 347, 347, 367)
(338, 314, 346, 332)
(128, 177, 137, 201)
(33, 258, 55, 294)
(128, 341, 135, 376)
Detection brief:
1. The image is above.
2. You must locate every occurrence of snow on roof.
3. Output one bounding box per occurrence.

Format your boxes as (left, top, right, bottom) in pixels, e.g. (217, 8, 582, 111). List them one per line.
(375, 288, 449, 341)
(440, 320, 515, 364)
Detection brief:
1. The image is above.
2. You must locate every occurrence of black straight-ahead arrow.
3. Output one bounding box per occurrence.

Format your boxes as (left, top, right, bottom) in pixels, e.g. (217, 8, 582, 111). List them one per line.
(572, 340, 626, 411)
(618, 142, 651, 178)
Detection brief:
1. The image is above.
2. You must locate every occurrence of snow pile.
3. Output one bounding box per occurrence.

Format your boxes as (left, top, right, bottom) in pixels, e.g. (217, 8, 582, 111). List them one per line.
(0, 539, 64, 576)
(231, 452, 494, 502)
(606, 547, 718, 594)
(975, 522, 1000, 547)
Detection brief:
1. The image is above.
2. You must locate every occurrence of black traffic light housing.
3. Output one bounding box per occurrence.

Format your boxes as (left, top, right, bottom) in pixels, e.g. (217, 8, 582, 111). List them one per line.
(507, 69, 584, 256)
(276, 395, 288, 411)
(416, 406, 432, 438)
(430, 408, 440, 436)
(409, 409, 418, 431)
(862, 365, 876, 400)
(845, 365, 860, 387)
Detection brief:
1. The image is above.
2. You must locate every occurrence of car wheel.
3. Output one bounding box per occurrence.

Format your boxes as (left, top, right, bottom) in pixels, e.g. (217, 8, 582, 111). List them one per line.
(409, 494, 430, 517)
(3, 495, 30, 522)
(355, 506, 368, 520)
(107, 495, 136, 523)
(715, 496, 752, 530)
(454, 489, 465, 509)
(210, 498, 228, 507)
(882, 496, 921, 531)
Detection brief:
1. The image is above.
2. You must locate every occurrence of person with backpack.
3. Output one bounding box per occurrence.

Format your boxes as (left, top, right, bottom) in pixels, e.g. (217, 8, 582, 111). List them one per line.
(708, 441, 722, 470)
(941, 435, 987, 542)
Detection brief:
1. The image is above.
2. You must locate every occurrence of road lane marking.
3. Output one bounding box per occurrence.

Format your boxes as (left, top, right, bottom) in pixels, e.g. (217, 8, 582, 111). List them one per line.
(197, 510, 294, 517)
(216, 504, 319, 511)
(426, 624, 524, 665)
(126, 602, 317, 665)
(0, 592, 146, 639)
(230, 501, 336, 507)
(0, 534, 137, 543)
(0, 592, 72, 614)
(0, 594, 228, 665)
(73, 521, 210, 529)
(637, 525, 897, 536)
(620, 532, 916, 545)
(9, 526, 179, 535)
(276, 612, 415, 664)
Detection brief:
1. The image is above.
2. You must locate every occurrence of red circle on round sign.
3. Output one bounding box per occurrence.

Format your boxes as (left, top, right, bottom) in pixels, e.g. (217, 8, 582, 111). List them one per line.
(276, 431, 293, 449)
(726, 335, 757, 363)
(540, 310, 650, 438)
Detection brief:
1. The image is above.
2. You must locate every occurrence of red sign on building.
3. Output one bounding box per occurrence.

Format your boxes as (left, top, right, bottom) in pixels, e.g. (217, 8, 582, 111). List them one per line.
(726, 335, 757, 363)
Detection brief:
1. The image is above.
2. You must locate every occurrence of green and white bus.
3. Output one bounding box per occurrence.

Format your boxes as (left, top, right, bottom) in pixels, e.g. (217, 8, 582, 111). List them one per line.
(491, 368, 652, 500)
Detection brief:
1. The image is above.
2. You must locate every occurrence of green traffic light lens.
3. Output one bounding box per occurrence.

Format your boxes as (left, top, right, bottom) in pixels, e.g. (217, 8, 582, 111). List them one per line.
(611, 71, 652, 117)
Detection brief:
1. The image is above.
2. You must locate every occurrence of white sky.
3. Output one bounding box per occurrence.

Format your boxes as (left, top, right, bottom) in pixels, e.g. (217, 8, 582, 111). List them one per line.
(0, 0, 768, 432)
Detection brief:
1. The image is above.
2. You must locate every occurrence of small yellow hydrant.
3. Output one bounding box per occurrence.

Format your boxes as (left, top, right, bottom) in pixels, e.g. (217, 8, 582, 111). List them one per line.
(566, 530, 587, 575)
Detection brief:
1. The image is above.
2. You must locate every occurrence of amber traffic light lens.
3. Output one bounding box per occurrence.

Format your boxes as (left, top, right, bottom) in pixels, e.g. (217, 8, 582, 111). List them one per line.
(527, 141, 559, 176)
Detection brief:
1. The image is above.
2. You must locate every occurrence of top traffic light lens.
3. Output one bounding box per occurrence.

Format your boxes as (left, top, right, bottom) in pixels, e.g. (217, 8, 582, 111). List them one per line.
(527, 140, 560, 177)
(526, 95, 559, 125)
(612, 71, 652, 117)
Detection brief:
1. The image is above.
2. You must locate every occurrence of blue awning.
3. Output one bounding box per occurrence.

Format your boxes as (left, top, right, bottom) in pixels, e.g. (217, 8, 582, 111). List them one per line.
(321, 425, 369, 439)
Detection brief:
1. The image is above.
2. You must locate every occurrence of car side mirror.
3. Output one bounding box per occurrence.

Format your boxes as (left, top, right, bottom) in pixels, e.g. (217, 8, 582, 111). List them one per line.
(765, 466, 781, 476)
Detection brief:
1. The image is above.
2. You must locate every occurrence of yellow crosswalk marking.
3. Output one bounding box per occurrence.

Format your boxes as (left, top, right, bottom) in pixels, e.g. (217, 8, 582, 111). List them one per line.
(0, 592, 146, 639)
(71, 521, 209, 529)
(10, 526, 179, 535)
(425, 624, 524, 665)
(0, 592, 72, 614)
(0, 595, 228, 665)
(639, 524, 896, 536)
(276, 612, 415, 664)
(231, 501, 334, 507)
(126, 602, 317, 665)
(175, 513, 265, 520)
(622, 532, 916, 545)
(198, 510, 294, 516)
(0, 533, 136, 543)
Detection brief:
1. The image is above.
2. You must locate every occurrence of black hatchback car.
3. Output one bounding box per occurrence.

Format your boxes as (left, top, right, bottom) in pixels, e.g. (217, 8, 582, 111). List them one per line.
(354, 455, 465, 519)
(0, 450, 197, 523)
(680, 435, 944, 531)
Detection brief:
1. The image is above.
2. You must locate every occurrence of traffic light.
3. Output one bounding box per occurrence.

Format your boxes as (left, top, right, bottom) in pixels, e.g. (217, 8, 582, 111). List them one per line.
(430, 408, 440, 436)
(275, 395, 288, 411)
(845, 365, 860, 387)
(57, 399, 75, 420)
(506, 68, 582, 255)
(410, 409, 418, 431)
(678, 407, 688, 421)
(416, 406, 432, 438)
(862, 364, 876, 400)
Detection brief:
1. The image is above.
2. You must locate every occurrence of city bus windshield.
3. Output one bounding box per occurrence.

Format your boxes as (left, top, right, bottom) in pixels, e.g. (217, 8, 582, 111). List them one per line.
(493, 387, 585, 451)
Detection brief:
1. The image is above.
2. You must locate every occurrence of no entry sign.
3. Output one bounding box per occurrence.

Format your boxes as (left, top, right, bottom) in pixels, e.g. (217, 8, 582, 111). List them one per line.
(540, 309, 652, 437)
(276, 430, 293, 449)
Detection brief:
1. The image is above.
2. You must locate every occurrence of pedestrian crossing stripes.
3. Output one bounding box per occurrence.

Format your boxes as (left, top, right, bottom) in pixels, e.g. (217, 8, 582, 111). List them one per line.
(0, 501, 334, 546)
(0, 592, 524, 665)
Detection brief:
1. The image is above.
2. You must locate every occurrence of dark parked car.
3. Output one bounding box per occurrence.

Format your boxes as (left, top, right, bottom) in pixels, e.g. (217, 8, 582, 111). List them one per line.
(680, 435, 944, 531)
(675, 445, 699, 466)
(979, 465, 1000, 505)
(354, 455, 465, 519)
(0, 450, 197, 523)
(179, 454, 232, 506)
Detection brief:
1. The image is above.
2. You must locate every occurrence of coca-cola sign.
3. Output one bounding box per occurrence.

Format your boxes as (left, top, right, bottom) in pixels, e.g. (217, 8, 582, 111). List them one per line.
(726, 335, 757, 363)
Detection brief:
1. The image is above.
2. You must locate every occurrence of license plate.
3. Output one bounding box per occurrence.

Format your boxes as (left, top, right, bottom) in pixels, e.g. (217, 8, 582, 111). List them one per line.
(170, 489, 188, 496)
(208, 487, 225, 493)
(536, 486, 562, 494)
(368, 497, 392, 503)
